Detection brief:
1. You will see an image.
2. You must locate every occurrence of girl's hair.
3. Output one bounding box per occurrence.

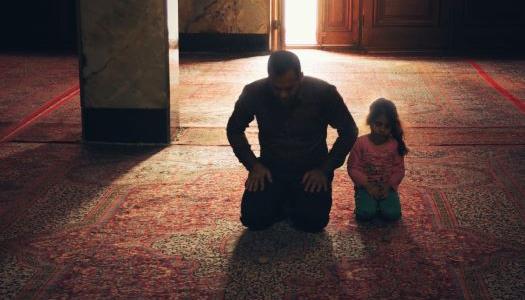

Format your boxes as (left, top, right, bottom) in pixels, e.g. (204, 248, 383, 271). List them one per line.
(366, 98, 409, 156)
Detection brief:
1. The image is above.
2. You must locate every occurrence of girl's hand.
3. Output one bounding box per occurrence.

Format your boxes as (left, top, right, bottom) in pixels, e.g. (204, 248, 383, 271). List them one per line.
(379, 183, 390, 199)
(365, 183, 382, 199)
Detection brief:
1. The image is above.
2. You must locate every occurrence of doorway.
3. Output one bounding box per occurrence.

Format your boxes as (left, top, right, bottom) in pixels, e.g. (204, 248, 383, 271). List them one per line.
(284, 0, 318, 46)
(273, 0, 359, 50)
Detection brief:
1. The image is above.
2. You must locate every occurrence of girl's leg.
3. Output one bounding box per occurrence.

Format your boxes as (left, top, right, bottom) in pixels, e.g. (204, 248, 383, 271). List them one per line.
(355, 188, 378, 221)
(378, 189, 402, 221)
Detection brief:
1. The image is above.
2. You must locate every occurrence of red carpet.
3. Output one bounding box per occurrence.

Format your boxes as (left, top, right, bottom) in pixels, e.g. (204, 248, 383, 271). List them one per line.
(469, 61, 525, 113)
(0, 84, 79, 143)
(0, 54, 79, 139)
(1, 50, 524, 299)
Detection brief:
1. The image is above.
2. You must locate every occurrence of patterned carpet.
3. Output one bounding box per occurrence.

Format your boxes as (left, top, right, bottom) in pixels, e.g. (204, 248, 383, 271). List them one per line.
(0, 54, 79, 139)
(1, 50, 524, 299)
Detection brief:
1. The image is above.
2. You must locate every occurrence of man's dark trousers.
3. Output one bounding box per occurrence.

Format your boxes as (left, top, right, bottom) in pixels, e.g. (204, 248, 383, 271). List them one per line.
(240, 167, 333, 233)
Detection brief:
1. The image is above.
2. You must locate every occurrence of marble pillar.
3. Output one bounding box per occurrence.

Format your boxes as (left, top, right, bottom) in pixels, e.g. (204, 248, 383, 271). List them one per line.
(78, 0, 171, 143)
(179, 0, 269, 34)
(178, 0, 270, 52)
(167, 0, 180, 130)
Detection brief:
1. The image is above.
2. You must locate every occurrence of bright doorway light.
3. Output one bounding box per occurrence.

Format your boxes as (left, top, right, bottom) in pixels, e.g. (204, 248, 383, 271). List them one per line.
(285, 0, 318, 46)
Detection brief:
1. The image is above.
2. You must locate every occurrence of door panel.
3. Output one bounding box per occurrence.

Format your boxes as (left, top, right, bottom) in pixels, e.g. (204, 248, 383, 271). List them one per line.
(374, 0, 437, 26)
(271, 0, 284, 51)
(318, 0, 359, 46)
(362, 0, 450, 50)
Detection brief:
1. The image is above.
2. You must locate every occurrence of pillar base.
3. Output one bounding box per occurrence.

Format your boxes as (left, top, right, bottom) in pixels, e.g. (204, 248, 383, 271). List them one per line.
(82, 108, 170, 144)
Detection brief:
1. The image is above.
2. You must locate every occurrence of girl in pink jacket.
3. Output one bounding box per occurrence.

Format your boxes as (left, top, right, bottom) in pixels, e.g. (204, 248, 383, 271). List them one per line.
(347, 98, 408, 221)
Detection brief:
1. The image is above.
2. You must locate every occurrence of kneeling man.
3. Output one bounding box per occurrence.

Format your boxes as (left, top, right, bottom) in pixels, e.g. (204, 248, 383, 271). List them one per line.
(227, 51, 358, 233)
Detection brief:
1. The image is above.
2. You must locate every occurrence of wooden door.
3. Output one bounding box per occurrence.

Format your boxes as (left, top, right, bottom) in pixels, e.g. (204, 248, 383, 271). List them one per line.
(318, 0, 360, 47)
(361, 0, 451, 50)
(271, 0, 285, 51)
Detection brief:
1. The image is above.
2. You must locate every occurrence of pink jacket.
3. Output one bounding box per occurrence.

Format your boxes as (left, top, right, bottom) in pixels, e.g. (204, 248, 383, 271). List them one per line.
(347, 135, 405, 191)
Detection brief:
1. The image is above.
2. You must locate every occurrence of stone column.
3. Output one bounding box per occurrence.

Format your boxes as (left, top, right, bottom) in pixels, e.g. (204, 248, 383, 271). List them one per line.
(167, 0, 180, 129)
(78, 0, 171, 143)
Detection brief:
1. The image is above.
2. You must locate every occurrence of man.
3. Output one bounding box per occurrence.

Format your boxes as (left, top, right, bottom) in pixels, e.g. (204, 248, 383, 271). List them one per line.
(227, 51, 358, 233)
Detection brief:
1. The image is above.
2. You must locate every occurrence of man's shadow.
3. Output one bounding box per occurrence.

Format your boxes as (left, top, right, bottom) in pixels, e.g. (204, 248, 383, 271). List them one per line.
(223, 222, 342, 299)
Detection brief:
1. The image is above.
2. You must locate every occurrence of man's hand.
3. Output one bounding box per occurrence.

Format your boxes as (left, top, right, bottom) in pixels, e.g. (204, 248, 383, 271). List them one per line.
(245, 162, 273, 192)
(302, 169, 329, 193)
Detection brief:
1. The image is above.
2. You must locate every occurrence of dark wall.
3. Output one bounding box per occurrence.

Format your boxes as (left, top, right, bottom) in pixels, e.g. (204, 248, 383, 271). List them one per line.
(0, 0, 77, 52)
(452, 0, 525, 52)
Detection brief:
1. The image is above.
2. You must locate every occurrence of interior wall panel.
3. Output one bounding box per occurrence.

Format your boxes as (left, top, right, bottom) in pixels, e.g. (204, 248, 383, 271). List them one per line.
(373, 0, 438, 27)
(362, 0, 449, 50)
(318, 0, 358, 46)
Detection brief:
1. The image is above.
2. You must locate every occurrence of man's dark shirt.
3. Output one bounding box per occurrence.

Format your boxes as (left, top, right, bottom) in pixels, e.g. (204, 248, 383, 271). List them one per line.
(227, 76, 358, 174)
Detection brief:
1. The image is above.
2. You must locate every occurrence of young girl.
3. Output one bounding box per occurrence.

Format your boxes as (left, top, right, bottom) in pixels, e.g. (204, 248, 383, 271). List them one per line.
(347, 98, 408, 221)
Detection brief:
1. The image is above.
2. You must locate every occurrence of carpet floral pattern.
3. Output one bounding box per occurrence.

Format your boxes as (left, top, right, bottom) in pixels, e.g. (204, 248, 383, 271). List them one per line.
(1, 50, 525, 299)
(1, 144, 524, 299)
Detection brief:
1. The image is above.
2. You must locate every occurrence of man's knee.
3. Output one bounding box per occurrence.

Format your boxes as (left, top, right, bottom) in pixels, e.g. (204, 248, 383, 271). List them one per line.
(290, 189, 332, 232)
(240, 215, 274, 231)
(240, 188, 278, 231)
(240, 199, 276, 230)
(291, 215, 329, 233)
